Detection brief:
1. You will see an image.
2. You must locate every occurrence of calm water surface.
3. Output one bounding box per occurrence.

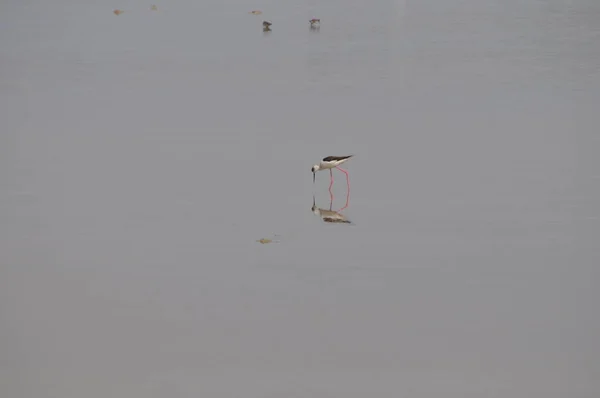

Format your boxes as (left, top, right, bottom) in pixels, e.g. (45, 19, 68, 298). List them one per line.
(1, 0, 599, 397)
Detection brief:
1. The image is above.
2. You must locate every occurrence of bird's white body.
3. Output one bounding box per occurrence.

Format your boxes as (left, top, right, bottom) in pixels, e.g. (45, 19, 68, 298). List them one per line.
(311, 155, 353, 184)
(311, 155, 353, 173)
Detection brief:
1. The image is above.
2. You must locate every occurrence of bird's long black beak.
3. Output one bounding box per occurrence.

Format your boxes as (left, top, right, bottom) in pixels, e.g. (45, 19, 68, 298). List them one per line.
(313, 172, 316, 183)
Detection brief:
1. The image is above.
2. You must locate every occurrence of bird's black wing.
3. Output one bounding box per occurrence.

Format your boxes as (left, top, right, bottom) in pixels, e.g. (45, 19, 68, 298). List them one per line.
(322, 155, 353, 162)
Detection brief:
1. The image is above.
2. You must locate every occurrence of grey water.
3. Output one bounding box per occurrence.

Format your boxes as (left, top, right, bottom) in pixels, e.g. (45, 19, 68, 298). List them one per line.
(1, 0, 599, 396)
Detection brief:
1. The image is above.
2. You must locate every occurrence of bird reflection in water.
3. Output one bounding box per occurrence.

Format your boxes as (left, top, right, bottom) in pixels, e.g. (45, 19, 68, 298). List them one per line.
(311, 187, 352, 224)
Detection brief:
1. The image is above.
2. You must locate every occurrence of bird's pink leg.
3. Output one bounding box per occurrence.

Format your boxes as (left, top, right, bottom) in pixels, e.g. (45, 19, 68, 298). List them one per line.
(329, 169, 334, 189)
(336, 177, 350, 212)
(338, 187, 350, 212)
(328, 185, 335, 207)
(336, 166, 350, 192)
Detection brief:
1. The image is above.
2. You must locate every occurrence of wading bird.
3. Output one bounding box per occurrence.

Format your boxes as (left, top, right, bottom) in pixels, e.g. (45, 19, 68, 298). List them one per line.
(311, 155, 353, 187)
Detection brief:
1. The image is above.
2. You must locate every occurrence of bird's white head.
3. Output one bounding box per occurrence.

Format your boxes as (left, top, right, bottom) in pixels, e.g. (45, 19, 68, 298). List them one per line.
(311, 164, 320, 183)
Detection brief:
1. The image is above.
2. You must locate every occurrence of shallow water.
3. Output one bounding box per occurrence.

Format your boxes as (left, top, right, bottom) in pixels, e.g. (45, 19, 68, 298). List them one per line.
(1, 0, 599, 396)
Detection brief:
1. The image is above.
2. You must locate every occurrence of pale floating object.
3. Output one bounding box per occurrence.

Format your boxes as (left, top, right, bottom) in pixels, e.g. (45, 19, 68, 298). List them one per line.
(257, 234, 281, 244)
(249, 10, 262, 15)
(113, 9, 124, 15)
(151, 5, 158, 11)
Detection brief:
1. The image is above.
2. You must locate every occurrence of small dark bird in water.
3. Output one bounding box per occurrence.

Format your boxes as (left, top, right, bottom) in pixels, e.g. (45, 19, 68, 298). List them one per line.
(263, 20, 272, 28)
(309, 18, 320, 28)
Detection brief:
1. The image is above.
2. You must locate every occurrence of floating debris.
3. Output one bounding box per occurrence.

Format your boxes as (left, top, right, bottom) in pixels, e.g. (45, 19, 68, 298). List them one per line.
(113, 9, 124, 16)
(257, 234, 281, 244)
(151, 5, 158, 11)
(249, 10, 262, 15)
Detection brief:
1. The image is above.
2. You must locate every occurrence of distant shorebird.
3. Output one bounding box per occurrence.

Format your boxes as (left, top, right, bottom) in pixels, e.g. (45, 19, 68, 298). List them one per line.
(263, 20, 272, 28)
(311, 155, 353, 185)
(309, 18, 320, 27)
